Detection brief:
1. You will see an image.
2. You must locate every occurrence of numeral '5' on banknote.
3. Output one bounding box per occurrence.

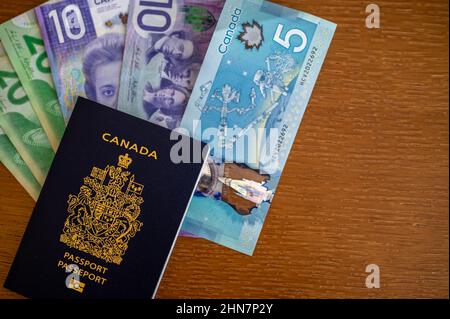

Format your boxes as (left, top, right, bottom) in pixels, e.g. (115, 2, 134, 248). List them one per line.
(179, 0, 336, 255)
(35, 0, 129, 121)
(118, 0, 225, 130)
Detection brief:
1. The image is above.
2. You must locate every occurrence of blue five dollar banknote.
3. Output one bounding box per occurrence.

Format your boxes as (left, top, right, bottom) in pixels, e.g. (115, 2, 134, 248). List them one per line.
(35, 0, 129, 121)
(179, 0, 336, 255)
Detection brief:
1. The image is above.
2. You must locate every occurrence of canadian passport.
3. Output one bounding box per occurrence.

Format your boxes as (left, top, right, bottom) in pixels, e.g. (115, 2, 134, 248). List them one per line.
(4, 97, 206, 298)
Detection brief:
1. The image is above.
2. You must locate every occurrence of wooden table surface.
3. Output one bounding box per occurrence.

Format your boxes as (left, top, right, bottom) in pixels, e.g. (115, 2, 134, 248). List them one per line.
(0, 0, 448, 299)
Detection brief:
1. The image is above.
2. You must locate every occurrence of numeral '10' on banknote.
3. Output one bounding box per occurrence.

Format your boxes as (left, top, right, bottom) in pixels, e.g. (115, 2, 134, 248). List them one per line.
(35, 0, 129, 121)
(179, 0, 336, 255)
(0, 10, 66, 151)
(118, 0, 225, 130)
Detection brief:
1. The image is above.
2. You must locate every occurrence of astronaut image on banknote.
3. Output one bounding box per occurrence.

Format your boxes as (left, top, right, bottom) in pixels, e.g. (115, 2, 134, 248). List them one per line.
(196, 159, 274, 216)
(82, 33, 125, 109)
(142, 31, 202, 130)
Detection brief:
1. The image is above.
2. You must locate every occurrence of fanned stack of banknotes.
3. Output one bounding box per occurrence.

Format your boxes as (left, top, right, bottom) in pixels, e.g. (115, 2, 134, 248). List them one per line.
(0, 0, 335, 255)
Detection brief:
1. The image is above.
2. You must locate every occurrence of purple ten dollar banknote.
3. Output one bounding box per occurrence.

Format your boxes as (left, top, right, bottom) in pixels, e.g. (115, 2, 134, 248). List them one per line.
(36, 0, 129, 121)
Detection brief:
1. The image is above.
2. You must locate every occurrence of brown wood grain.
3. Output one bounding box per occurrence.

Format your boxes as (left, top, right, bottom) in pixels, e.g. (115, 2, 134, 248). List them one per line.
(0, 0, 448, 299)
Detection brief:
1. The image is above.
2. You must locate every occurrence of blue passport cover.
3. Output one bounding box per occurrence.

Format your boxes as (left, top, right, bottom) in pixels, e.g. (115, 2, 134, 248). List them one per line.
(4, 97, 206, 298)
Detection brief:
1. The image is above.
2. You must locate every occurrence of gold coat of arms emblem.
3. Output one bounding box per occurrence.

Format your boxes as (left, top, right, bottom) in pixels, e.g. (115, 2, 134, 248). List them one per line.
(60, 153, 144, 265)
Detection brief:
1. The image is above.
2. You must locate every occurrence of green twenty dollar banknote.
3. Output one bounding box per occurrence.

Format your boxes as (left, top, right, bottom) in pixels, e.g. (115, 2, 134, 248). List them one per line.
(0, 10, 66, 151)
(0, 41, 54, 185)
(0, 129, 41, 200)
(35, 0, 129, 121)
